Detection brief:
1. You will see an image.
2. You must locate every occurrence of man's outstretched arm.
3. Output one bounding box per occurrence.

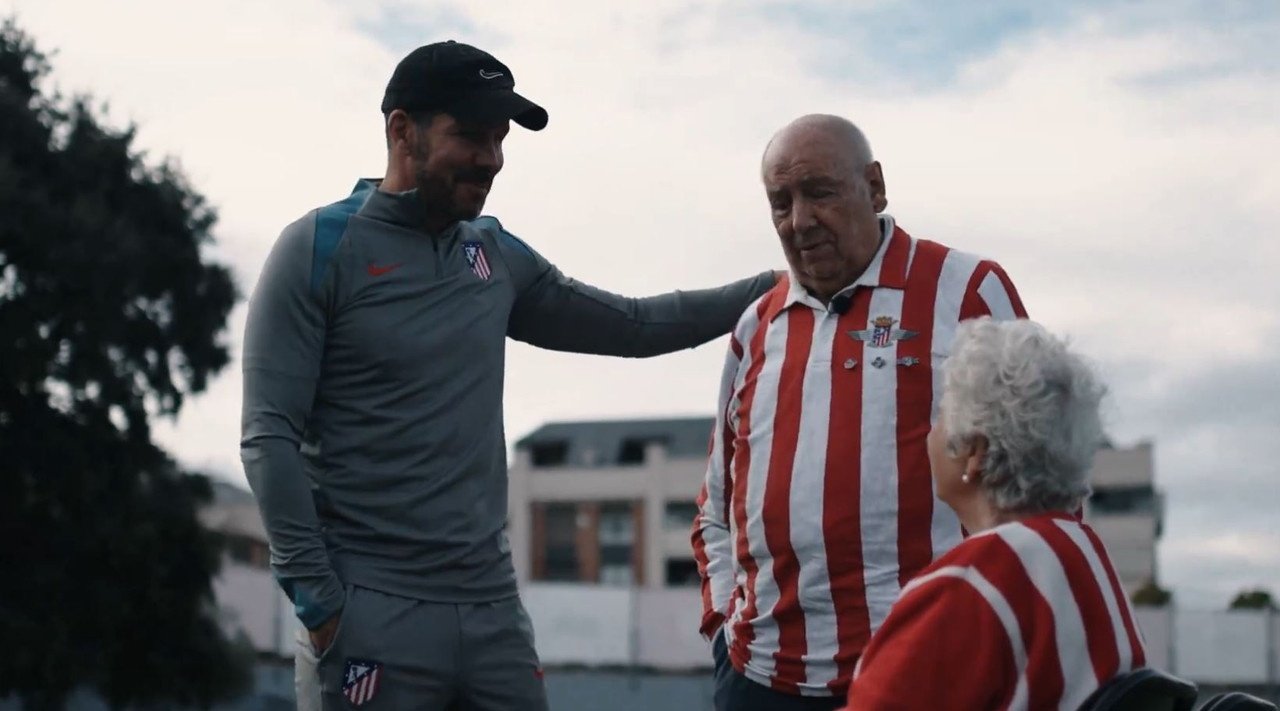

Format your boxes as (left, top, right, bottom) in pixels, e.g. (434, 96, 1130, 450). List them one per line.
(488, 218, 777, 356)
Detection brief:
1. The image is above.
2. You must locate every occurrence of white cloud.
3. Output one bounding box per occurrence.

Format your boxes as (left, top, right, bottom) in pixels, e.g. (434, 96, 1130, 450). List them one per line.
(7, 0, 1277, 607)
(1178, 532, 1280, 567)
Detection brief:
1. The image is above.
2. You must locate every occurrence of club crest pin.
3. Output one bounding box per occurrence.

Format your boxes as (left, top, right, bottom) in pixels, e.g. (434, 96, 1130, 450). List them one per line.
(848, 316, 918, 348)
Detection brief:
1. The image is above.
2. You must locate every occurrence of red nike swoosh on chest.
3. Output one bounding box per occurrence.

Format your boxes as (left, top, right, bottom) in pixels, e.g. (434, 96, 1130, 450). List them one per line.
(366, 262, 404, 277)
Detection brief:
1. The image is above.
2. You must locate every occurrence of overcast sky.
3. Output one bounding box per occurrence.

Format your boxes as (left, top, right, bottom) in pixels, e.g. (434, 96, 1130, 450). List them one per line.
(8, 0, 1276, 609)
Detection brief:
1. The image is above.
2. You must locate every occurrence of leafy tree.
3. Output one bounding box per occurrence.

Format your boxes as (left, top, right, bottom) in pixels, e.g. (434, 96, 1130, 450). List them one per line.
(1229, 588, 1276, 611)
(1131, 579, 1173, 607)
(0, 17, 247, 709)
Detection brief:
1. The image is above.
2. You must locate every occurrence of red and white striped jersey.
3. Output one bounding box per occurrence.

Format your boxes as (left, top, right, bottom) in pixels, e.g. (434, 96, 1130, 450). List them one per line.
(691, 216, 1027, 696)
(843, 513, 1148, 710)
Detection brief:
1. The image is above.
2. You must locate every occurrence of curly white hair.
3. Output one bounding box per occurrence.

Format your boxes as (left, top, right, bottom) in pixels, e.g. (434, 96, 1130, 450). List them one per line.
(940, 317, 1107, 513)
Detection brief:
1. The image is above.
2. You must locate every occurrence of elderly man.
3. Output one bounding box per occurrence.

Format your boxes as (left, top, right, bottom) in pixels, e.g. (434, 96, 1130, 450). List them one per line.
(691, 114, 1028, 710)
(242, 41, 778, 711)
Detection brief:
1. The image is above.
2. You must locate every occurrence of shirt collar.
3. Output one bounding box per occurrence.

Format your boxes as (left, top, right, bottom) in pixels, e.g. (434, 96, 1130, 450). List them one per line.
(780, 215, 909, 315)
(353, 178, 460, 235)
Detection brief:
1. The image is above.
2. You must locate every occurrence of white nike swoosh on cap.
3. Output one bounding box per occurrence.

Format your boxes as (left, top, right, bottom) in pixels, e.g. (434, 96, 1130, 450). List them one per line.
(479, 69, 503, 79)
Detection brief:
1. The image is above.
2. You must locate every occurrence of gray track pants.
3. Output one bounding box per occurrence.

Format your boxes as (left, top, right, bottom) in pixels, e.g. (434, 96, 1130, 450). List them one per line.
(295, 585, 547, 710)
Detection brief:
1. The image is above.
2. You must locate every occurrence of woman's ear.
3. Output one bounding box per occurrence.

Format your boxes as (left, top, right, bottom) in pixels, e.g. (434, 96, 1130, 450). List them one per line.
(964, 435, 989, 484)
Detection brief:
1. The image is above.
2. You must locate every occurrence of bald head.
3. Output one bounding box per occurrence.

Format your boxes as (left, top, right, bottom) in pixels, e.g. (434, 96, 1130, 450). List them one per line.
(763, 114, 874, 177)
(762, 114, 887, 304)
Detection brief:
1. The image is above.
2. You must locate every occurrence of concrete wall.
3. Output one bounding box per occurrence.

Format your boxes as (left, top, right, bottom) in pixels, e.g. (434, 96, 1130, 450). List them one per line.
(142, 573, 1274, 710)
(636, 589, 715, 669)
(522, 583, 635, 665)
(1092, 442, 1155, 487)
(515, 583, 1280, 686)
(1174, 610, 1275, 683)
(1086, 441, 1160, 593)
(1135, 607, 1174, 671)
(1091, 513, 1160, 593)
(211, 561, 299, 657)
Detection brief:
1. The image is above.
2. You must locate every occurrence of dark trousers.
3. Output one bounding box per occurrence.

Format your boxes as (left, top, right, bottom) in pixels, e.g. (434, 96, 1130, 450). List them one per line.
(712, 630, 845, 711)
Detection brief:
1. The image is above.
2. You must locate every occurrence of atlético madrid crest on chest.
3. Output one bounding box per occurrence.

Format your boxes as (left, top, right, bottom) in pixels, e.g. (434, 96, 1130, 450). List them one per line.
(463, 240, 492, 280)
(848, 316, 918, 348)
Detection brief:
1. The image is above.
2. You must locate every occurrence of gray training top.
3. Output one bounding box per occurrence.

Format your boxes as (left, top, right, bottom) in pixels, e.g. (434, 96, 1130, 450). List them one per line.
(241, 180, 775, 629)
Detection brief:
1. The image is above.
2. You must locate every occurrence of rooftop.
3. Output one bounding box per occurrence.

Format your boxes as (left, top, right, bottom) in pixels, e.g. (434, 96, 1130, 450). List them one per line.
(199, 480, 267, 542)
(515, 416, 716, 468)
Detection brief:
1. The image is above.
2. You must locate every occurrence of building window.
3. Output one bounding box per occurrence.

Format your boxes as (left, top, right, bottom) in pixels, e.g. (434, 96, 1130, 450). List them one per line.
(1089, 485, 1156, 515)
(666, 558, 701, 587)
(617, 439, 647, 465)
(542, 503, 579, 581)
(617, 437, 666, 465)
(531, 441, 569, 467)
(532, 500, 644, 586)
(599, 503, 635, 586)
(664, 501, 700, 531)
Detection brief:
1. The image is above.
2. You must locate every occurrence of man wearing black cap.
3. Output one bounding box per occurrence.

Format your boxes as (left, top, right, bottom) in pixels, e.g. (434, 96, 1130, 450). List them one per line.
(241, 41, 778, 710)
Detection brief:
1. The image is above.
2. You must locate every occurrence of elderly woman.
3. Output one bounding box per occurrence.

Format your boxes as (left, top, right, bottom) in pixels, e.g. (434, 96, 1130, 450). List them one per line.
(842, 318, 1147, 710)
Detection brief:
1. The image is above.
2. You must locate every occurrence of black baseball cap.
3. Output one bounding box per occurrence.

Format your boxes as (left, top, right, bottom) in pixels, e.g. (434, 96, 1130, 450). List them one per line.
(380, 41, 548, 131)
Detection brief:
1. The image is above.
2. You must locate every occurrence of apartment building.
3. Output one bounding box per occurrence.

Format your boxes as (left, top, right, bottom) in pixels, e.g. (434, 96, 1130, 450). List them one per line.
(507, 417, 1164, 594)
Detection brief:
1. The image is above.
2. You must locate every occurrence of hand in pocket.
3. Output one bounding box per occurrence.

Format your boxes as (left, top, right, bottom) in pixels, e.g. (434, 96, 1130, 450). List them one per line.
(309, 610, 342, 656)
